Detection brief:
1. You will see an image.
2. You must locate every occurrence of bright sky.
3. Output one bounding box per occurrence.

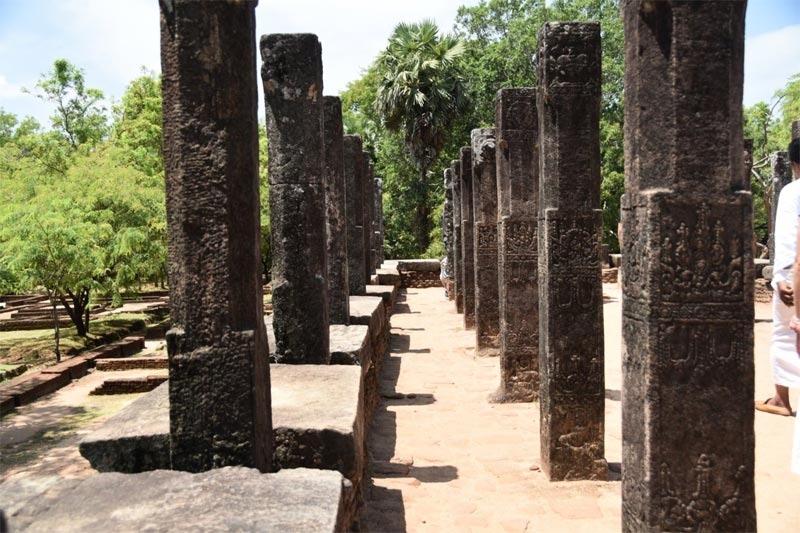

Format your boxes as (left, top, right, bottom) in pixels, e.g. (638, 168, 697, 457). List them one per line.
(0, 0, 798, 127)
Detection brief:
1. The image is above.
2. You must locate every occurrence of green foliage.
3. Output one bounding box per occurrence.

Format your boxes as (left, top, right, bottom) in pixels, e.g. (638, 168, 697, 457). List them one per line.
(113, 71, 163, 177)
(27, 59, 107, 149)
(374, 20, 469, 253)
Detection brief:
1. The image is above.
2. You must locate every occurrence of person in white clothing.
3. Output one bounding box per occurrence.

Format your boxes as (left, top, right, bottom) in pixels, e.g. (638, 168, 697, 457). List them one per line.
(757, 138, 800, 417)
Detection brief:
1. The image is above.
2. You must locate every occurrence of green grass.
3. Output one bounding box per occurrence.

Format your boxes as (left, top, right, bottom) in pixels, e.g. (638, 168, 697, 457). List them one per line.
(0, 312, 153, 368)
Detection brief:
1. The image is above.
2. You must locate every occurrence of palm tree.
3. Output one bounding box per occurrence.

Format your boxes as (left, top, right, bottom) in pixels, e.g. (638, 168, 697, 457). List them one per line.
(375, 20, 469, 252)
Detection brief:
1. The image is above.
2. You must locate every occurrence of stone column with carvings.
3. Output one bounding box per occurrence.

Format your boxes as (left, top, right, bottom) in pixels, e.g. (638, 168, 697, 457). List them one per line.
(537, 21, 606, 481)
(472, 129, 500, 355)
(160, 0, 271, 472)
(494, 88, 539, 403)
(768, 151, 793, 265)
(460, 147, 477, 329)
(452, 160, 464, 314)
(374, 178, 384, 271)
(344, 135, 366, 295)
(444, 167, 455, 292)
(621, 1, 756, 530)
(363, 156, 374, 279)
(262, 33, 329, 364)
(323, 96, 349, 324)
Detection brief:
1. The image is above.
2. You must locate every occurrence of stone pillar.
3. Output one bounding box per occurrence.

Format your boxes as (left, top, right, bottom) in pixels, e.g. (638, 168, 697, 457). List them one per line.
(743, 138, 754, 192)
(452, 160, 464, 314)
(371, 178, 380, 273)
(323, 96, 349, 325)
(793, 119, 800, 141)
(471, 129, 500, 355)
(363, 156, 374, 279)
(344, 136, 366, 294)
(160, 0, 271, 472)
(621, 1, 756, 530)
(375, 178, 384, 268)
(262, 33, 329, 364)
(494, 88, 539, 403)
(444, 168, 455, 287)
(537, 21, 606, 481)
(768, 151, 793, 265)
(460, 147, 476, 329)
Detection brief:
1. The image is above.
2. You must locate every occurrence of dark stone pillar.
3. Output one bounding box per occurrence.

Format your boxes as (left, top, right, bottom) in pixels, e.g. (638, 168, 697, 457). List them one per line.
(621, 1, 756, 530)
(768, 151, 793, 265)
(472, 129, 500, 355)
(444, 168, 454, 279)
(262, 33, 329, 364)
(460, 147, 476, 329)
(452, 160, 464, 313)
(743, 138, 753, 192)
(494, 88, 539, 403)
(537, 21, 606, 481)
(323, 96, 349, 325)
(363, 156, 374, 280)
(344, 136, 366, 294)
(160, 0, 271, 472)
(793, 119, 800, 141)
(375, 178, 384, 268)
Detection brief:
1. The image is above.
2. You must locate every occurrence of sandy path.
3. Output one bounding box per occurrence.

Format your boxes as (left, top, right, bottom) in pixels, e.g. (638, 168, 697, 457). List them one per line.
(363, 285, 799, 532)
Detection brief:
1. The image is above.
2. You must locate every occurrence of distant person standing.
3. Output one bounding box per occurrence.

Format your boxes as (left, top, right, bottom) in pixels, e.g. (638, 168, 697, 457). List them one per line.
(759, 138, 800, 418)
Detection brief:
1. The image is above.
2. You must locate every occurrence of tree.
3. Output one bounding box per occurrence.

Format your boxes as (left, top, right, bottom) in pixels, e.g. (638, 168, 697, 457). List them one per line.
(113, 72, 163, 177)
(375, 20, 470, 252)
(27, 59, 107, 149)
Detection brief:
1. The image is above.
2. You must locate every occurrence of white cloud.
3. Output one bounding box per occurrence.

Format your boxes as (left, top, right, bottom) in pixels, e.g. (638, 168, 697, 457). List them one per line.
(0, 75, 23, 100)
(744, 24, 800, 106)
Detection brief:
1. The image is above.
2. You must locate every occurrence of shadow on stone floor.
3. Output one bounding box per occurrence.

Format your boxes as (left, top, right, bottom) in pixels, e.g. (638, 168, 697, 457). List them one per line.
(407, 464, 458, 483)
(390, 334, 430, 354)
(383, 394, 435, 406)
(604, 389, 621, 401)
(391, 303, 420, 315)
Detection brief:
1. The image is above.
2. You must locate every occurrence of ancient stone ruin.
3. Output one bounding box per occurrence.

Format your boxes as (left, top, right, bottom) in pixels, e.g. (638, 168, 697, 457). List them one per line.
(537, 21, 607, 481)
(621, 0, 756, 530)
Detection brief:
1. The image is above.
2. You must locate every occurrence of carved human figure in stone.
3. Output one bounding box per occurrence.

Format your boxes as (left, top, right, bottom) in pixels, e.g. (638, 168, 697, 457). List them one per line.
(759, 137, 800, 418)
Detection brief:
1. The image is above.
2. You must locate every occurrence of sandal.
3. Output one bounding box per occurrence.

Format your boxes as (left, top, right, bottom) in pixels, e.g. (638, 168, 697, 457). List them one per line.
(755, 398, 792, 416)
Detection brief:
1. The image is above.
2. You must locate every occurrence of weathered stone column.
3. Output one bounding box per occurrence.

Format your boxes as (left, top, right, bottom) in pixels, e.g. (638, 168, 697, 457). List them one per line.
(621, 1, 756, 530)
(769, 151, 793, 265)
(452, 160, 464, 313)
(370, 177, 380, 273)
(793, 119, 800, 141)
(444, 168, 455, 288)
(363, 156, 374, 279)
(262, 33, 329, 364)
(537, 21, 606, 481)
(472, 129, 500, 355)
(460, 147, 476, 329)
(160, 0, 271, 472)
(375, 177, 384, 268)
(344, 135, 366, 294)
(323, 96, 349, 324)
(494, 88, 539, 403)
(743, 138, 754, 192)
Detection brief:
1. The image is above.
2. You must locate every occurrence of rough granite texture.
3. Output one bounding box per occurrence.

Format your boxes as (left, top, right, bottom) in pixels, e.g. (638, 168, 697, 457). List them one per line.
(363, 157, 375, 279)
(494, 88, 540, 403)
(159, 0, 271, 472)
(344, 136, 367, 295)
(444, 167, 455, 283)
(537, 21, 607, 482)
(374, 178, 385, 270)
(471, 128, 500, 356)
(323, 96, 350, 325)
(0, 467, 348, 533)
(460, 147, 476, 329)
(262, 33, 330, 364)
(621, 1, 756, 530)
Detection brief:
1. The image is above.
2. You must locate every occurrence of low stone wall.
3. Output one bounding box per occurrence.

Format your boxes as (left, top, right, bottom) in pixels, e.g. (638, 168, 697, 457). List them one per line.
(601, 268, 619, 284)
(396, 259, 442, 289)
(755, 278, 773, 304)
(90, 376, 168, 396)
(96, 357, 168, 371)
(0, 371, 70, 414)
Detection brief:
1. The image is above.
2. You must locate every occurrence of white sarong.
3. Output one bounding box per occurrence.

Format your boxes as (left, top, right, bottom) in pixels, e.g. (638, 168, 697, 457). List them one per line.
(770, 292, 800, 388)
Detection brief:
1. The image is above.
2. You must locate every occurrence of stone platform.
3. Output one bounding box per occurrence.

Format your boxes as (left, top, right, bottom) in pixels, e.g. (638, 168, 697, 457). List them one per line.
(0, 467, 348, 532)
(79, 364, 365, 524)
(396, 259, 442, 288)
